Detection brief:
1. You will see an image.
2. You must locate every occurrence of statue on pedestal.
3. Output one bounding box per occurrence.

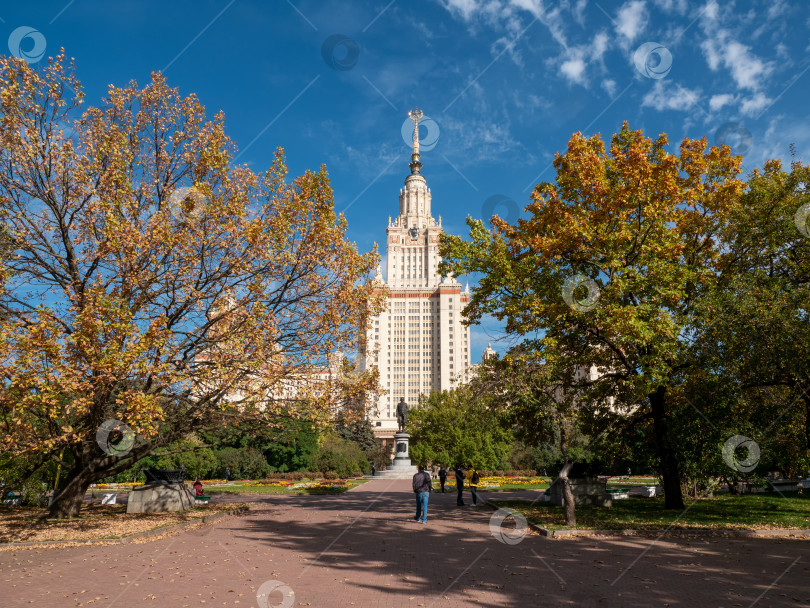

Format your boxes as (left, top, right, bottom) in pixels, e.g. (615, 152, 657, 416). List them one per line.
(396, 397, 409, 431)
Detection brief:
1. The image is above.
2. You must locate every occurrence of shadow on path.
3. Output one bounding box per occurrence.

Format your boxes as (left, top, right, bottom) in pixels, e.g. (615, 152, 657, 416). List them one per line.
(228, 479, 810, 607)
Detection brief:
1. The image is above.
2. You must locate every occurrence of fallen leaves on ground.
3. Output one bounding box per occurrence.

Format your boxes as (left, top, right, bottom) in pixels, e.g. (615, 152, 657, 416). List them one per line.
(0, 502, 252, 544)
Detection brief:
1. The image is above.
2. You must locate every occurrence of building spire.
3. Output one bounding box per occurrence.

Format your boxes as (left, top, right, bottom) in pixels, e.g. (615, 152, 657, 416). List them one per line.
(408, 108, 423, 175)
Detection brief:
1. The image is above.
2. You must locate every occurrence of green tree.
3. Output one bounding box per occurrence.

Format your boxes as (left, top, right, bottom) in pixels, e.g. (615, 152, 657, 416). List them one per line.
(471, 350, 601, 525)
(689, 159, 810, 473)
(262, 418, 320, 473)
(441, 123, 747, 509)
(407, 386, 513, 470)
(134, 435, 216, 480)
(311, 434, 369, 477)
(215, 446, 269, 479)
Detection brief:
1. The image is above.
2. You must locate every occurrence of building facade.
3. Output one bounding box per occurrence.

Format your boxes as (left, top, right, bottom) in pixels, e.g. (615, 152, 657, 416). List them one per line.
(362, 110, 472, 439)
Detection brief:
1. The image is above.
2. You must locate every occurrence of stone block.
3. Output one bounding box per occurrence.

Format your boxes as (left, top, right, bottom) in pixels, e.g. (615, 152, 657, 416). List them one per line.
(126, 482, 196, 514)
(548, 477, 612, 507)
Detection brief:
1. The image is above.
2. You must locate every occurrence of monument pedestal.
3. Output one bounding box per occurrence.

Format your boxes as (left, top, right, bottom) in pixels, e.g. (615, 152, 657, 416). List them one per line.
(375, 431, 418, 479)
(126, 482, 196, 513)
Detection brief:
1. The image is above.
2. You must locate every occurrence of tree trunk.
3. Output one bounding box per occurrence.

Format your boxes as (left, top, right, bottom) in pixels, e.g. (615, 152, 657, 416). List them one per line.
(46, 464, 93, 519)
(558, 461, 576, 526)
(649, 385, 685, 509)
(801, 382, 810, 450)
(559, 426, 576, 526)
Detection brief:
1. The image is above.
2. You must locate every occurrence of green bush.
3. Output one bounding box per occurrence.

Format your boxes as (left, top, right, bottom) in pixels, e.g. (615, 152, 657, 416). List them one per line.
(216, 446, 269, 480)
(111, 435, 216, 482)
(0, 454, 53, 506)
(312, 435, 369, 478)
(263, 421, 319, 473)
(408, 387, 513, 470)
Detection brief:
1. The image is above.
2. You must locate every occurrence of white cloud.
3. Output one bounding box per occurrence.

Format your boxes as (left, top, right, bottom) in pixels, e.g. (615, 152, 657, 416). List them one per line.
(592, 31, 610, 60)
(642, 80, 700, 111)
(767, 0, 789, 20)
(652, 0, 688, 13)
(439, 0, 482, 21)
(436, 0, 602, 84)
(701, 34, 774, 90)
(560, 56, 587, 84)
(572, 0, 587, 26)
(699, 3, 775, 92)
(602, 78, 618, 97)
(703, 0, 720, 22)
(739, 92, 772, 116)
(701, 36, 722, 70)
(615, 0, 648, 43)
(709, 93, 736, 111)
(723, 40, 774, 90)
(554, 32, 610, 86)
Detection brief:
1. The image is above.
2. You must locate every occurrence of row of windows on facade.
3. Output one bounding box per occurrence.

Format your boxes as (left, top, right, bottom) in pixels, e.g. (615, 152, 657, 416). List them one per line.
(372, 340, 467, 354)
(381, 305, 455, 316)
(379, 324, 455, 333)
(386, 314, 455, 321)
(389, 362, 457, 375)
(385, 302, 457, 311)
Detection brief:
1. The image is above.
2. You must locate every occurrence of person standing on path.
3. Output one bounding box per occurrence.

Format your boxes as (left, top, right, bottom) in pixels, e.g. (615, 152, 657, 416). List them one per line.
(225, 467, 231, 482)
(454, 465, 465, 506)
(438, 466, 447, 492)
(412, 465, 432, 524)
(468, 465, 479, 506)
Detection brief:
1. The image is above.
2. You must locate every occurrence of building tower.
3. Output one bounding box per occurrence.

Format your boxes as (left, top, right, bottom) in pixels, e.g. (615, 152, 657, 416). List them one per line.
(363, 109, 472, 439)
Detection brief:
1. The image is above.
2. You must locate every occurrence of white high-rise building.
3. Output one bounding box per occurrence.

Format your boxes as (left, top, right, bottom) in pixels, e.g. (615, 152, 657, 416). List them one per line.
(362, 110, 472, 439)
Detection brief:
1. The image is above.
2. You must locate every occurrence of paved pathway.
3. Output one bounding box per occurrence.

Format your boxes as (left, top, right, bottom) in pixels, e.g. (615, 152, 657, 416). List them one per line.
(2, 479, 809, 607)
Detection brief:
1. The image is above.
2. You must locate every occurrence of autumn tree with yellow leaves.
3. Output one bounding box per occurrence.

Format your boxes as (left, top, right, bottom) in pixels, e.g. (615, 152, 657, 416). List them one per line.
(0, 54, 384, 517)
(441, 123, 751, 510)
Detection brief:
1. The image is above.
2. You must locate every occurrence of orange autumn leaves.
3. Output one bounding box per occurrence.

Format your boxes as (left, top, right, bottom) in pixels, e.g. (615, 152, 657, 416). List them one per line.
(0, 53, 385, 465)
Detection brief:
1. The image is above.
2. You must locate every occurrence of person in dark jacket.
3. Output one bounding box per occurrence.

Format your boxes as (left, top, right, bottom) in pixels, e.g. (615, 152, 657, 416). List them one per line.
(454, 465, 465, 506)
(438, 466, 447, 492)
(412, 465, 432, 523)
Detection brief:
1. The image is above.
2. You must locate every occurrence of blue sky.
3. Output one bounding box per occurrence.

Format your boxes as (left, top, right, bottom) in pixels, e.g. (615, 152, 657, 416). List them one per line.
(4, 0, 809, 360)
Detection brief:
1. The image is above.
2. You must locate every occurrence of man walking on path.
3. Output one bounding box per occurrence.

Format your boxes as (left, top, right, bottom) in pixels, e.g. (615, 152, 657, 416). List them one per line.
(454, 465, 465, 506)
(438, 466, 447, 492)
(412, 465, 432, 523)
(468, 464, 479, 506)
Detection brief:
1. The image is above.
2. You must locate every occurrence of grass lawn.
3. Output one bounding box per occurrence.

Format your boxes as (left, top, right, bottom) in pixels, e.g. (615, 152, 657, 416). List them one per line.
(205, 478, 368, 495)
(0, 502, 251, 545)
(606, 476, 661, 487)
(493, 491, 810, 531)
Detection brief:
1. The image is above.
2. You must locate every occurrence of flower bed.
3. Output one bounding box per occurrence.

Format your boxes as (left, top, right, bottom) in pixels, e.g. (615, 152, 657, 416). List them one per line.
(243, 480, 295, 488)
(90, 478, 229, 491)
(434, 475, 550, 490)
(478, 476, 547, 488)
(89, 482, 141, 490)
